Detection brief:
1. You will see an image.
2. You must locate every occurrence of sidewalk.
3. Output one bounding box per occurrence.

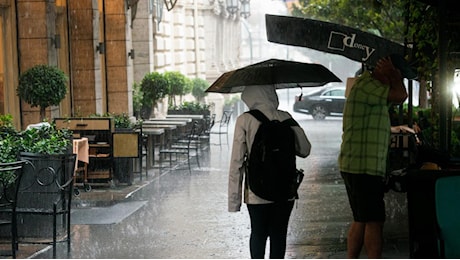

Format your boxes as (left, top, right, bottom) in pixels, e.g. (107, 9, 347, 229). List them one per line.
(18, 127, 410, 259)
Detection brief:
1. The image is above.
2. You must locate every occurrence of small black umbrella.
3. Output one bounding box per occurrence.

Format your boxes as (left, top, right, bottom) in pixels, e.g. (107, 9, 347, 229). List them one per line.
(205, 59, 342, 93)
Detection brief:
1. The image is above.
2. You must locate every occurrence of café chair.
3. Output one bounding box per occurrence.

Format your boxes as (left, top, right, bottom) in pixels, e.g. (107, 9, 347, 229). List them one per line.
(435, 175, 460, 258)
(0, 160, 27, 259)
(159, 121, 200, 173)
(210, 110, 232, 146)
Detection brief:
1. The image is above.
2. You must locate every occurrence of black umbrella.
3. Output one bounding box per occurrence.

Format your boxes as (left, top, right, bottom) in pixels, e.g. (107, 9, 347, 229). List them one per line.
(205, 59, 342, 93)
(265, 14, 409, 68)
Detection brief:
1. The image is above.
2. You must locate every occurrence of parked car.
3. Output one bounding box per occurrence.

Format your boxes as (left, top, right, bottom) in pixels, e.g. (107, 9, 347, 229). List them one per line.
(293, 85, 346, 120)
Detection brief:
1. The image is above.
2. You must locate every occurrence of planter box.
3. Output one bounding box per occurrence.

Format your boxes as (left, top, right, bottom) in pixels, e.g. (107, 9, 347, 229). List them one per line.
(113, 157, 134, 185)
(112, 128, 138, 185)
(167, 109, 210, 116)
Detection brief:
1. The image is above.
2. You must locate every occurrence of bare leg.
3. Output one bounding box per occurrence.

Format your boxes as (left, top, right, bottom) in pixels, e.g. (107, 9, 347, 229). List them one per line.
(364, 221, 384, 258)
(347, 221, 365, 258)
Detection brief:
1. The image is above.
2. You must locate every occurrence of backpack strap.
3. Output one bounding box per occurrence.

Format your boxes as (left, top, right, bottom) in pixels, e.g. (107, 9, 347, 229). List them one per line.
(246, 110, 270, 123)
(283, 118, 300, 127)
(246, 109, 300, 127)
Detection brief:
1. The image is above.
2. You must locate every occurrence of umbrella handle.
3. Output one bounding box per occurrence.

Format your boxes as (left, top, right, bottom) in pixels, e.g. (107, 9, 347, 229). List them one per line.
(298, 85, 303, 101)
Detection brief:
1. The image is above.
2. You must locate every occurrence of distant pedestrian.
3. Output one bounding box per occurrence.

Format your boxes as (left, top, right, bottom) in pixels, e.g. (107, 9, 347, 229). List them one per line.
(339, 54, 415, 258)
(228, 85, 311, 259)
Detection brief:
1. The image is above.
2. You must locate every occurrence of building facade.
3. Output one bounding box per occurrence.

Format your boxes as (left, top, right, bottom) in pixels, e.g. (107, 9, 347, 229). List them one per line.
(0, 0, 243, 129)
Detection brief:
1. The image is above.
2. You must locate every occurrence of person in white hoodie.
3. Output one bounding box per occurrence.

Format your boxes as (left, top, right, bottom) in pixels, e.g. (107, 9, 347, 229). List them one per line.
(228, 85, 311, 259)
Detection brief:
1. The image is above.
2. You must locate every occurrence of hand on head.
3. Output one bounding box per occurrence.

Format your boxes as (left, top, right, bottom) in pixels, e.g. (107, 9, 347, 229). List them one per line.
(373, 57, 403, 84)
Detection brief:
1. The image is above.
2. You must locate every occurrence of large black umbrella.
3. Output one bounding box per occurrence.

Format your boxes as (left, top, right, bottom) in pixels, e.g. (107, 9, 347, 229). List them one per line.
(205, 58, 341, 93)
(265, 14, 409, 68)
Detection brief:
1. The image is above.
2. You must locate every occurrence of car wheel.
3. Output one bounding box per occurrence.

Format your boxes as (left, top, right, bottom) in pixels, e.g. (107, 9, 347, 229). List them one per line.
(311, 105, 327, 120)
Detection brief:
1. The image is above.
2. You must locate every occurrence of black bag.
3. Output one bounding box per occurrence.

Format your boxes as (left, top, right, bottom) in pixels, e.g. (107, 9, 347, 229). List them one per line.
(245, 109, 303, 201)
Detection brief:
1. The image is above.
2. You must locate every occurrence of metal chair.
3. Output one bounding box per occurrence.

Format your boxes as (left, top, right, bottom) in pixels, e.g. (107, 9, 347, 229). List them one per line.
(159, 121, 200, 173)
(15, 153, 76, 259)
(198, 114, 216, 146)
(209, 110, 232, 146)
(0, 161, 26, 259)
(435, 175, 460, 258)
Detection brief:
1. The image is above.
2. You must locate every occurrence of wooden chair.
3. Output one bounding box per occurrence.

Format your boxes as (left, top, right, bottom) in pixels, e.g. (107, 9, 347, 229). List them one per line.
(0, 161, 26, 259)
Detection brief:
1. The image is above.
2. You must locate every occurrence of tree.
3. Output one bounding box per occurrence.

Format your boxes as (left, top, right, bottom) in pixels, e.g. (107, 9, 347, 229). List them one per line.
(17, 65, 68, 121)
(191, 78, 209, 102)
(164, 71, 189, 107)
(132, 82, 143, 118)
(292, 0, 406, 43)
(140, 72, 168, 119)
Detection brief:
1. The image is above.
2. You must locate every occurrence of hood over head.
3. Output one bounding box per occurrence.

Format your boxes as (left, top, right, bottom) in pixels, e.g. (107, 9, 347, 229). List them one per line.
(241, 85, 279, 111)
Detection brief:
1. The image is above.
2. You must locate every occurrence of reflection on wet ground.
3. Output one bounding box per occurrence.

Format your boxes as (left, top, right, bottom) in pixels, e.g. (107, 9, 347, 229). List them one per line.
(32, 118, 409, 259)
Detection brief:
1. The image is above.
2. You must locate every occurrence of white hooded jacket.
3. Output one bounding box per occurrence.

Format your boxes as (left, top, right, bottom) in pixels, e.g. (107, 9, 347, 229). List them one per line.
(228, 85, 311, 212)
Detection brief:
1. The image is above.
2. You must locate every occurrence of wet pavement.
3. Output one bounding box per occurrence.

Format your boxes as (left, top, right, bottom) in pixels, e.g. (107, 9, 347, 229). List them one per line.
(22, 113, 410, 259)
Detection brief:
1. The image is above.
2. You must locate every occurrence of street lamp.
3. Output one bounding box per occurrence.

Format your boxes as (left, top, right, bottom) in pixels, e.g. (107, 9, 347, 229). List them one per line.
(226, 0, 239, 14)
(240, 0, 250, 18)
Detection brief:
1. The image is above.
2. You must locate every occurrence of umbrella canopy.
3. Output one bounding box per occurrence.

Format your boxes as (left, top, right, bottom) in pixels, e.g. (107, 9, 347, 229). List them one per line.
(265, 14, 409, 68)
(205, 59, 342, 93)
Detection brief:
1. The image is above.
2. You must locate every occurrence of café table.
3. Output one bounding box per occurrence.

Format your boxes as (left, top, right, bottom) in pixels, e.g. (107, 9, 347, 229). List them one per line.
(143, 121, 188, 144)
(138, 127, 165, 170)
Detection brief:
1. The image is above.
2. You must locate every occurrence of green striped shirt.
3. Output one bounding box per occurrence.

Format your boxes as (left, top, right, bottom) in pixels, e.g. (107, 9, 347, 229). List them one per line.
(339, 71, 390, 177)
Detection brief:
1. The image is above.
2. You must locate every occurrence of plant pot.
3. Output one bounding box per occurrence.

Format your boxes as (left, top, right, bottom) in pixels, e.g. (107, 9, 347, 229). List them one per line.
(140, 106, 153, 119)
(113, 157, 134, 185)
(113, 128, 135, 185)
(167, 109, 210, 116)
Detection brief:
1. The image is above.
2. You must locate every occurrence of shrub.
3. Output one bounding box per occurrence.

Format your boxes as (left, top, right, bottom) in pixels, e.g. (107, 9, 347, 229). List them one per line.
(17, 64, 68, 121)
(191, 78, 209, 102)
(164, 71, 190, 106)
(141, 72, 168, 108)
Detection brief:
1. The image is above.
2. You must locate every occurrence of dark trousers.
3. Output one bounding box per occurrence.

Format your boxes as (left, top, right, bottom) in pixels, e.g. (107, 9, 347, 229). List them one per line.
(247, 201, 295, 259)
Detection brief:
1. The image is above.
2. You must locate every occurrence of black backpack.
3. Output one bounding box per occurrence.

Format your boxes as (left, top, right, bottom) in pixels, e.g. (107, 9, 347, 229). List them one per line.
(245, 109, 303, 201)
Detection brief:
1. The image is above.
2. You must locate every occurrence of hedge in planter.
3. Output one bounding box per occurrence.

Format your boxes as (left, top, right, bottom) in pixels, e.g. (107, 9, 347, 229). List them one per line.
(168, 101, 211, 115)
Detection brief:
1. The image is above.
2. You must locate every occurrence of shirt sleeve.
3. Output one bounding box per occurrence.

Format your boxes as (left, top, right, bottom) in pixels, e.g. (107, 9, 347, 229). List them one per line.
(292, 125, 311, 158)
(228, 116, 247, 212)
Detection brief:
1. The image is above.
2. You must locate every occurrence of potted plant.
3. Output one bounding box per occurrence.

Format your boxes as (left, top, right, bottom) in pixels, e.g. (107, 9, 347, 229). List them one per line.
(16, 64, 68, 121)
(133, 82, 144, 119)
(140, 72, 168, 119)
(0, 115, 21, 185)
(168, 101, 211, 116)
(191, 77, 209, 103)
(0, 119, 74, 238)
(164, 71, 190, 107)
